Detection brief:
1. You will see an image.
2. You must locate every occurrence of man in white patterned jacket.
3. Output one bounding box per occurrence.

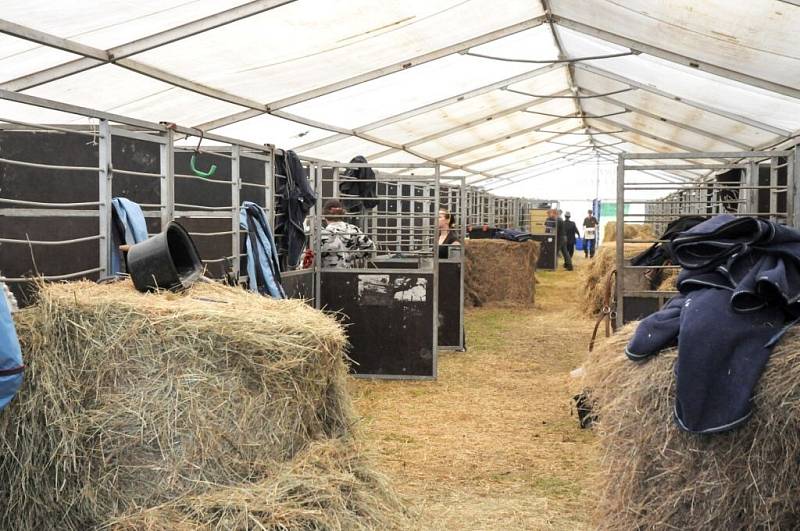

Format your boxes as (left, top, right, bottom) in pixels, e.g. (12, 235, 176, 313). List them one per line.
(320, 199, 376, 269)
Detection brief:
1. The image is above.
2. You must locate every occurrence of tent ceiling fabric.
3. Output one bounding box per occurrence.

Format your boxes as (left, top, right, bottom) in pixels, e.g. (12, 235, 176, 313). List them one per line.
(1, 0, 799, 187)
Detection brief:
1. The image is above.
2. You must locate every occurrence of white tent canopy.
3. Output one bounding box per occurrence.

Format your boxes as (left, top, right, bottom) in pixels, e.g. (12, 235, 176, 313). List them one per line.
(1, 0, 799, 191)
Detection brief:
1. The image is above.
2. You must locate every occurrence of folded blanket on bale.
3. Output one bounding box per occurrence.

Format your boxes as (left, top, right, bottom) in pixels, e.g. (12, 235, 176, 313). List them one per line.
(626, 215, 800, 434)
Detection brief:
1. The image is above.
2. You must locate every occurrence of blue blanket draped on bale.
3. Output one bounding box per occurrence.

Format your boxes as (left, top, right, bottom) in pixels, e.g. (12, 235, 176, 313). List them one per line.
(240, 201, 285, 299)
(0, 285, 23, 411)
(627, 215, 800, 433)
(111, 197, 148, 274)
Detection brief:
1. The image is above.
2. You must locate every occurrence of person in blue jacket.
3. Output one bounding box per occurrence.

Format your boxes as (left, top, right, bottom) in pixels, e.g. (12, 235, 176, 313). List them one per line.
(0, 282, 24, 412)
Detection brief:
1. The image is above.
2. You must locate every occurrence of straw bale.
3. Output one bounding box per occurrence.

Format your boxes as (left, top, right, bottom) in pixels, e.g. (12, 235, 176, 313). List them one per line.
(110, 438, 408, 530)
(657, 267, 680, 291)
(584, 325, 800, 529)
(0, 280, 389, 530)
(464, 239, 539, 307)
(602, 222, 656, 242)
(578, 244, 650, 315)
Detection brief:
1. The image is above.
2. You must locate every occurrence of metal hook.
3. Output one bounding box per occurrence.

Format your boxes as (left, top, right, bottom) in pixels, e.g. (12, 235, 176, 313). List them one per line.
(190, 129, 217, 178)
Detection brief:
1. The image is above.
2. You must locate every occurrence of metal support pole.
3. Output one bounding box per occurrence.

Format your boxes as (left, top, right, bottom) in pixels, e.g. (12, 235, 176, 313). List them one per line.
(268, 148, 276, 229)
(314, 162, 323, 310)
(616, 153, 625, 329)
(160, 127, 175, 228)
(792, 147, 800, 228)
(231, 145, 241, 279)
(432, 163, 441, 377)
(745, 162, 759, 215)
(459, 176, 466, 350)
(98, 119, 113, 277)
(770, 156, 779, 223)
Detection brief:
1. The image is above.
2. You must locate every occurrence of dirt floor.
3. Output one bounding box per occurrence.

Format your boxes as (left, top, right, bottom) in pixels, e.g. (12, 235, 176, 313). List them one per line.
(350, 255, 600, 530)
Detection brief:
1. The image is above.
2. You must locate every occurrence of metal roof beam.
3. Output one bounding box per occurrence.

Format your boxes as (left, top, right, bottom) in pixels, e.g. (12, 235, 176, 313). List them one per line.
(457, 125, 584, 169)
(1, 1, 296, 91)
(265, 16, 547, 111)
(282, 63, 566, 152)
(574, 64, 792, 138)
(307, 87, 573, 162)
(553, 15, 800, 101)
(468, 153, 566, 185)
(436, 116, 576, 160)
(542, 1, 598, 155)
(590, 116, 713, 153)
(581, 89, 753, 150)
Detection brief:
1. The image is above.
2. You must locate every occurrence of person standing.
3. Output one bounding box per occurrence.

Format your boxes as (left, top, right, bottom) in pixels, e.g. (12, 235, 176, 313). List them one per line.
(320, 199, 376, 268)
(547, 209, 573, 271)
(582, 209, 599, 258)
(563, 212, 581, 258)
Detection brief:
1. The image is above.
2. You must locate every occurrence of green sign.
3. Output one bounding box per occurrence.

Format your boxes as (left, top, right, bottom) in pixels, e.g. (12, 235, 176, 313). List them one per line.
(599, 203, 630, 218)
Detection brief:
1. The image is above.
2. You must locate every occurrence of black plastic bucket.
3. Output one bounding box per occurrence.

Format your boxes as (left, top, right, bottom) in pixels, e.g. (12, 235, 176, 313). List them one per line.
(126, 221, 202, 292)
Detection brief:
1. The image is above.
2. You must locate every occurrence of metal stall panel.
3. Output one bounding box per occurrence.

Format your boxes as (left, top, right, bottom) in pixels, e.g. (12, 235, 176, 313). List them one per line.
(306, 158, 439, 379)
(616, 150, 793, 328)
(437, 177, 466, 351)
(321, 270, 435, 378)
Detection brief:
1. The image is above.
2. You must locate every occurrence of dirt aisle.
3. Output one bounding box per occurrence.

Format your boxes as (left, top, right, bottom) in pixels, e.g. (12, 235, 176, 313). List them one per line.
(350, 260, 600, 530)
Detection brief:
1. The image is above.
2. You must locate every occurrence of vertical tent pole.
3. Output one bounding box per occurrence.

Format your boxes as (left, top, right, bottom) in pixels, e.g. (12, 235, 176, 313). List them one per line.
(160, 127, 175, 229)
(231, 144, 241, 279)
(616, 153, 625, 329)
(98, 119, 113, 278)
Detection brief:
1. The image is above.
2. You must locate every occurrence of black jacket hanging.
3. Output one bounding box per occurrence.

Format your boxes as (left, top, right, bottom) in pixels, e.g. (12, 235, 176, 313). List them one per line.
(339, 155, 377, 213)
(275, 150, 317, 268)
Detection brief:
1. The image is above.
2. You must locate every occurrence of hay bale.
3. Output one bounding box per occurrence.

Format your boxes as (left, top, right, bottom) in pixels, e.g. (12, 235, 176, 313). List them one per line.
(585, 325, 800, 529)
(657, 267, 680, 291)
(578, 244, 650, 315)
(110, 438, 408, 530)
(602, 222, 656, 243)
(0, 280, 395, 529)
(464, 239, 539, 307)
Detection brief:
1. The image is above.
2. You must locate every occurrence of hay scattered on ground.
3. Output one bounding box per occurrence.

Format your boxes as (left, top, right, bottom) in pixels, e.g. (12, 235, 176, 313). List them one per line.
(351, 266, 599, 529)
(3, 280, 405, 530)
(584, 325, 800, 529)
(602, 222, 656, 242)
(465, 239, 539, 307)
(578, 244, 650, 315)
(111, 438, 408, 531)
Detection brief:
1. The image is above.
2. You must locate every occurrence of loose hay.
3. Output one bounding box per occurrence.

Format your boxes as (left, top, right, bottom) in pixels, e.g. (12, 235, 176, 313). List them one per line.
(578, 244, 650, 315)
(657, 267, 680, 291)
(602, 222, 656, 243)
(1, 280, 405, 530)
(110, 438, 407, 531)
(465, 239, 539, 307)
(584, 325, 800, 529)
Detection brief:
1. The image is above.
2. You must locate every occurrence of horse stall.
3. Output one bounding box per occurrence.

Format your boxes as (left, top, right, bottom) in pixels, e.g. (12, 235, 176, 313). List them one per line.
(615, 150, 798, 326)
(0, 119, 276, 304)
(302, 158, 441, 379)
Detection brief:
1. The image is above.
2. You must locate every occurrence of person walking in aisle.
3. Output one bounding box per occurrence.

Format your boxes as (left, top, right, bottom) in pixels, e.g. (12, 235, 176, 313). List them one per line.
(547, 209, 573, 271)
(583, 209, 599, 258)
(563, 212, 580, 258)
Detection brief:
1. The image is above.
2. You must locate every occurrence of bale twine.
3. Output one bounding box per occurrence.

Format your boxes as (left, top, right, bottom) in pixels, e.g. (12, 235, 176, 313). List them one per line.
(1, 280, 406, 529)
(584, 325, 800, 529)
(464, 239, 539, 307)
(602, 222, 656, 243)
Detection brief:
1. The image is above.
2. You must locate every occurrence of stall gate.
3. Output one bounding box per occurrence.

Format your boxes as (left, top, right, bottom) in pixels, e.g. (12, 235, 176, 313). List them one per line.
(304, 158, 441, 379)
(616, 149, 799, 326)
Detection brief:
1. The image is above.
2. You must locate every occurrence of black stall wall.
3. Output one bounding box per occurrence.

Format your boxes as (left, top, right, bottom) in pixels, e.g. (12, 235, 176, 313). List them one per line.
(0, 132, 269, 303)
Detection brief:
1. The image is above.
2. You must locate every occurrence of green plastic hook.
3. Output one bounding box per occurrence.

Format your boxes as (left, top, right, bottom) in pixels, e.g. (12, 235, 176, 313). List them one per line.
(190, 153, 217, 178)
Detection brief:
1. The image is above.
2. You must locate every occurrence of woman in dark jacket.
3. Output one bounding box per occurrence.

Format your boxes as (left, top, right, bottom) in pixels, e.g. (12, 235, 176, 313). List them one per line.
(438, 207, 460, 259)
